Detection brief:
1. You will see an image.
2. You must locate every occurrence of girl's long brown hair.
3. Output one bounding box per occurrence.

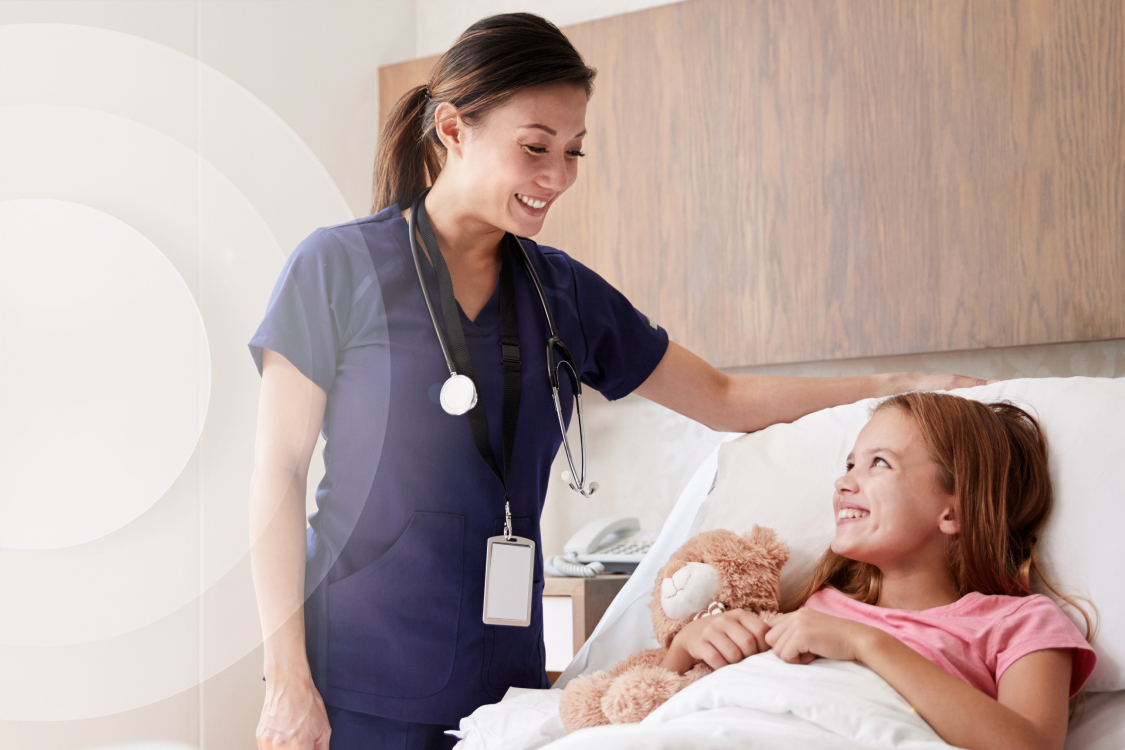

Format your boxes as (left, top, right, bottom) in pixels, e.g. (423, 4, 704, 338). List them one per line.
(785, 392, 1095, 645)
(371, 13, 597, 215)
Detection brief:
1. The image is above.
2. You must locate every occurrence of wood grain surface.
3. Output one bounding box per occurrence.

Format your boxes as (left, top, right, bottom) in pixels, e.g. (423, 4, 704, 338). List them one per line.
(378, 0, 1125, 368)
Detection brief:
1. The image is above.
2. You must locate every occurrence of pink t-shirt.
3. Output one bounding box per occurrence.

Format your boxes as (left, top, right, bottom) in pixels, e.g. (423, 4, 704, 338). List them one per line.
(802, 587, 1096, 698)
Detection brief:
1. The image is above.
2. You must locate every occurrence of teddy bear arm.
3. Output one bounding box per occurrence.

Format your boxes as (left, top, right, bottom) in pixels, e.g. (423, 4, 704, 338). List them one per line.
(559, 669, 616, 732)
(601, 665, 689, 725)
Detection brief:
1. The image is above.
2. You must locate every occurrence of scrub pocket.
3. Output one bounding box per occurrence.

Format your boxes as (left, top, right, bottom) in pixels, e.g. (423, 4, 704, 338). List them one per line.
(483, 516, 547, 695)
(327, 511, 464, 698)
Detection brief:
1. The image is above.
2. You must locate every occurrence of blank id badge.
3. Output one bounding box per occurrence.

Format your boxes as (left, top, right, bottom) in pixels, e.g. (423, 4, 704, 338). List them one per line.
(482, 535, 536, 627)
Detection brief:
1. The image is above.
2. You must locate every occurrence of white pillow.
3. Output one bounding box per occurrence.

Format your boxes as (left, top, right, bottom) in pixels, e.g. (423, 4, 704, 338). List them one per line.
(690, 377, 1124, 692)
(555, 433, 742, 687)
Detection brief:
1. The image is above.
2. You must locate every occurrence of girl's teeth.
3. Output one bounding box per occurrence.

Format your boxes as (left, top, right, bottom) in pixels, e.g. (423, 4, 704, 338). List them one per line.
(517, 193, 547, 209)
(837, 508, 870, 520)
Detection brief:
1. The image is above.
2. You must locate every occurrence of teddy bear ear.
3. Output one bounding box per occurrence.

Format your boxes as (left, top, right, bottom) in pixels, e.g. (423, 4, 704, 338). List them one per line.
(742, 524, 791, 567)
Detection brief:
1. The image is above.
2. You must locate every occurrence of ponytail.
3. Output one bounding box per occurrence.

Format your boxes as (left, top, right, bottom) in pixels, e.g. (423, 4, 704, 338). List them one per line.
(371, 84, 443, 216)
(370, 13, 597, 215)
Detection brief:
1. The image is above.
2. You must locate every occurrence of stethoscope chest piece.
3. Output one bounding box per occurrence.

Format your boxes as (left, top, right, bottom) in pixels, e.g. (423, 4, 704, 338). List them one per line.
(439, 373, 478, 415)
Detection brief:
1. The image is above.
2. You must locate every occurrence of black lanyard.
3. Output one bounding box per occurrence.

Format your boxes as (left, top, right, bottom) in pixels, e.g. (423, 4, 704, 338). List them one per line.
(415, 200, 522, 523)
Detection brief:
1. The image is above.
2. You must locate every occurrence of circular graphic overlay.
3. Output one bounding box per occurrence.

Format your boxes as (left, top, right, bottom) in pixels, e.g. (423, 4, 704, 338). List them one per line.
(0, 21, 389, 722)
(0, 198, 210, 549)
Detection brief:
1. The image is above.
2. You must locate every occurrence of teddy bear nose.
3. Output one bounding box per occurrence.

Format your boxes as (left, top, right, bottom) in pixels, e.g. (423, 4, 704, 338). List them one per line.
(660, 561, 721, 620)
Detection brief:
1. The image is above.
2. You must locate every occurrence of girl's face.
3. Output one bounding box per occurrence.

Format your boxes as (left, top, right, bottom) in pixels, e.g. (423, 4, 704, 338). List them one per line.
(435, 82, 588, 237)
(831, 408, 960, 569)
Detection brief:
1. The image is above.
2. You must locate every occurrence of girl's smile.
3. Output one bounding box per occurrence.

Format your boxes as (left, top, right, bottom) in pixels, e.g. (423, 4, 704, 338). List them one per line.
(836, 501, 870, 524)
(830, 408, 960, 570)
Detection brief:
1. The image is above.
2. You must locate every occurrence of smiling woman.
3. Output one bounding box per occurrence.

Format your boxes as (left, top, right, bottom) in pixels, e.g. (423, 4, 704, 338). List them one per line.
(251, 14, 619, 750)
(372, 16, 595, 222)
(402, 80, 593, 307)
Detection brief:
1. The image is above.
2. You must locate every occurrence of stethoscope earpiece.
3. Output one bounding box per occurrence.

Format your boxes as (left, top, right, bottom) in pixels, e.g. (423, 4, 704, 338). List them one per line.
(561, 471, 599, 498)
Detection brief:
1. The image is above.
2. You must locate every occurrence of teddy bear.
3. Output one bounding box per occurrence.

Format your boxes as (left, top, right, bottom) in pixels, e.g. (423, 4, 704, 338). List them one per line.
(558, 525, 789, 731)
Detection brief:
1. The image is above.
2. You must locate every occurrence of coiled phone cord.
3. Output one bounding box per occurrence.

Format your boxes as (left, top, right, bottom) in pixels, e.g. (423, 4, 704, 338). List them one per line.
(545, 553, 604, 578)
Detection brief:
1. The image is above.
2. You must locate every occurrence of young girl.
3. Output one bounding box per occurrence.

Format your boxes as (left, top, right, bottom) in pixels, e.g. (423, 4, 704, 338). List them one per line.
(660, 392, 1096, 750)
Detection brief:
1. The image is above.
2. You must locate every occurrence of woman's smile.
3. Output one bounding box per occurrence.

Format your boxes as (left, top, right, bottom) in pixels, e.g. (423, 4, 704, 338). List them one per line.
(515, 192, 550, 218)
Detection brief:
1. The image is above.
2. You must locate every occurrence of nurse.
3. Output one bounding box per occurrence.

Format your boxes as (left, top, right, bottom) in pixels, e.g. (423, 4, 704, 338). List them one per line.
(248, 12, 987, 750)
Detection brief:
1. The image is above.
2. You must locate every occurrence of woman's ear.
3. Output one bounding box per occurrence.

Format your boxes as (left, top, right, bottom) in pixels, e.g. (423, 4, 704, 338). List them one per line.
(938, 504, 960, 536)
(433, 103, 467, 157)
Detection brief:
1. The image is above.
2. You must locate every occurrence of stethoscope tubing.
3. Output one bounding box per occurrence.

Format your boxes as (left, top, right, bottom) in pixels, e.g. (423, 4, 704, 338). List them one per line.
(408, 188, 597, 497)
(409, 197, 459, 376)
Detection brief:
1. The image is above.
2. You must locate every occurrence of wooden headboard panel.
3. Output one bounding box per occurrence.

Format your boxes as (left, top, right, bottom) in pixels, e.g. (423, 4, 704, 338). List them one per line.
(379, 0, 1124, 369)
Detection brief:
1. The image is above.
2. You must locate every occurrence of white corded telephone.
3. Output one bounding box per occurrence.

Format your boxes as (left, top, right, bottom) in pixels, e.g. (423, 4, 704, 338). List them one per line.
(546, 516, 656, 577)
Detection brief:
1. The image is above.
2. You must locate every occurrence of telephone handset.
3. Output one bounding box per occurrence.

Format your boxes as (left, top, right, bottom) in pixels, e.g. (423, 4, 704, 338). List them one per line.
(563, 516, 655, 572)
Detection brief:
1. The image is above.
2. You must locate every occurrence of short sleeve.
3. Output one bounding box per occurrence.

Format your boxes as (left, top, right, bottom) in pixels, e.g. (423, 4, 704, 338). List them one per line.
(248, 227, 351, 395)
(991, 595, 1097, 698)
(565, 254, 669, 401)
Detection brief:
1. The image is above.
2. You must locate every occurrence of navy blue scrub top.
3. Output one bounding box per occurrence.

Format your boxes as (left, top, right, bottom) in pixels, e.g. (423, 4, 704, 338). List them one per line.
(248, 203, 669, 725)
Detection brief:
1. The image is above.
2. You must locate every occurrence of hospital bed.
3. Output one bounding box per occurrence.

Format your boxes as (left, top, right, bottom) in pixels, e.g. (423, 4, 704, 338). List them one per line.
(452, 377, 1125, 750)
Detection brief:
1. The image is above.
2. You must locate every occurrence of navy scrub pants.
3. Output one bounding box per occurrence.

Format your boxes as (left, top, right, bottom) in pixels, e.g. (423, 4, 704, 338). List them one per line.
(327, 705, 459, 750)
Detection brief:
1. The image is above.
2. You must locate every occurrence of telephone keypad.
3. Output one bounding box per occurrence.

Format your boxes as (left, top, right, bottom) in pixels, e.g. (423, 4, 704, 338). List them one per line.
(599, 540, 653, 555)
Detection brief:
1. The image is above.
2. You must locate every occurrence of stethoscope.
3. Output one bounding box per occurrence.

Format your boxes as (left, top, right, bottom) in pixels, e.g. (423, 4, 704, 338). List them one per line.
(408, 190, 598, 498)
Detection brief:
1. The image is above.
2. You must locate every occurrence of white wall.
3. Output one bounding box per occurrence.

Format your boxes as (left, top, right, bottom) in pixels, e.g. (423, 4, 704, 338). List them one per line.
(1, 0, 413, 221)
(0, 1, 412, 748)
(413, 0, 685, 57)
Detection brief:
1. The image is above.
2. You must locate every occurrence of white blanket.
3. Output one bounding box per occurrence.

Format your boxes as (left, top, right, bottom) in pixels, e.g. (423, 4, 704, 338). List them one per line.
(451, 653, 957, 750)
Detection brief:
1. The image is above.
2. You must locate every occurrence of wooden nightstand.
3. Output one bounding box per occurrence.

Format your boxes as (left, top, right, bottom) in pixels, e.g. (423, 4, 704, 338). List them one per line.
(542, 573, 630, 683)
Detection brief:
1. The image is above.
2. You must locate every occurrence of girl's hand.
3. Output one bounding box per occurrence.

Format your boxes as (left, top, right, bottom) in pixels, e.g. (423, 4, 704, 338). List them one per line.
(764, 608, 881, 665)
(662, 609, 772, 673)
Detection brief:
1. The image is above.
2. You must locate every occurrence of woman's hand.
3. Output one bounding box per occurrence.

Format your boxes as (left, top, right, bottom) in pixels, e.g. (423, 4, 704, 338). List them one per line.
(256, 675, 332, 750)
(764, 608, 882, 665)
(878, 372, 995, 397)
(661, 609, 772, 673)
(632, 342, 997, 433)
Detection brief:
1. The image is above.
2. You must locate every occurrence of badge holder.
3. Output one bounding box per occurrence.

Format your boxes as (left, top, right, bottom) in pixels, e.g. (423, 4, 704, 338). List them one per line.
(482, 504, 535, 627)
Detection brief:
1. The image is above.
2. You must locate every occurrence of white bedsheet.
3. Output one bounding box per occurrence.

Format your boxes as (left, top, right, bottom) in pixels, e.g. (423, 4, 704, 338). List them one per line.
(452, 653, 958, 749)
(1063, 688, 1125, 750)
(452, 658, 1125, 750)
(449, 389, 1125, 750)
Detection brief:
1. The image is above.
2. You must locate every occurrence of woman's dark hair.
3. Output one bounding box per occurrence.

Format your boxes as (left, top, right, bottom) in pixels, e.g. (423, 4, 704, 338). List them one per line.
(371, 13, 597, 214)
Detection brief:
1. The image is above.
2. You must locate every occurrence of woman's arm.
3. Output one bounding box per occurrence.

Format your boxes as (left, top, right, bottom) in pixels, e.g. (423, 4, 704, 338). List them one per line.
(766, 609, 1072, 750)
(250, 347, 332, 750)
(632, 341, 990, 433)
